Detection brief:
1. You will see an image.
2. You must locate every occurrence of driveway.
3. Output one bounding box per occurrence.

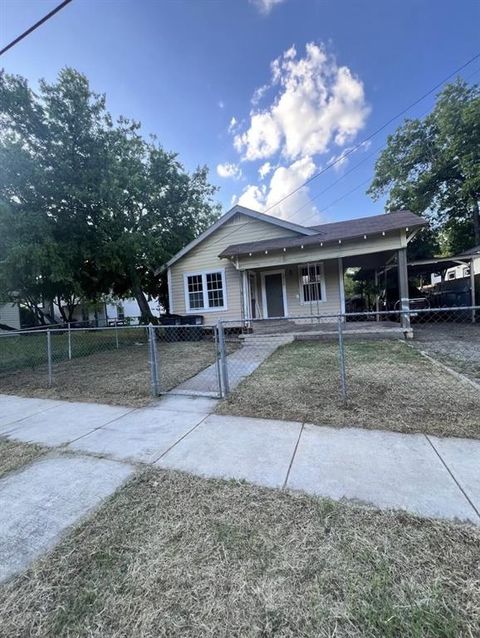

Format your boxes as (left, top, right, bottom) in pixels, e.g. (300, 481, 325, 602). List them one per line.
(1, 392, 479, 581)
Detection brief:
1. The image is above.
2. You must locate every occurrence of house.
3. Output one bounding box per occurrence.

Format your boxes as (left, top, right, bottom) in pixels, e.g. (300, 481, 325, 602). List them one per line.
(162, 205, 426, 327)
(0, 302, 21, 331)
(68, 298, 161, 326)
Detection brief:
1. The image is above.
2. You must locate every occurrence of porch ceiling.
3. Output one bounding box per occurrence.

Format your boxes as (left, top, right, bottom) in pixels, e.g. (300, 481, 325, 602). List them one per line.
(343, 250, 397, 270)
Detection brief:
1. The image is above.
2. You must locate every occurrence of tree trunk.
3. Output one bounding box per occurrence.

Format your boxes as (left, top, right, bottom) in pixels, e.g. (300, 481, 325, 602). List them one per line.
(473, 201, 480, 246)
(57, 296, 68, 323)
(132, 282, 155, 324)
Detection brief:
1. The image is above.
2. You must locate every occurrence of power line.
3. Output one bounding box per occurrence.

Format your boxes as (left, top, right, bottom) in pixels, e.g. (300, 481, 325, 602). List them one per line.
(287, 62, 480, 226)
(0, 0, 73, 57)
(263, 49, 480, 215)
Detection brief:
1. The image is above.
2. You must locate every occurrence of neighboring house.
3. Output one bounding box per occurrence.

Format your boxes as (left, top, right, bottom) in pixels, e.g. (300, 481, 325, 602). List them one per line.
(161, 205, 425, 326)
(0, 302, 21, 330)
(69, 298, 160, 326)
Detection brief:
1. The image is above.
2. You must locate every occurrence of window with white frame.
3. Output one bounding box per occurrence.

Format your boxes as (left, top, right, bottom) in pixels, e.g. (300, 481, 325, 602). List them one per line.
(185, 270, 226, 311)
(299, 263, 325, 303)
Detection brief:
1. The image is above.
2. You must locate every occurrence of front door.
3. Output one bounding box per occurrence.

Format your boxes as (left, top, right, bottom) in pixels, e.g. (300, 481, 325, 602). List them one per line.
(264, 272, 285, 318)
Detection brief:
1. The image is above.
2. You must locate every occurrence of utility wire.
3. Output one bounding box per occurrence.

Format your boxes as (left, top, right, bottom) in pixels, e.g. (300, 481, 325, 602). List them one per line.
(263, 50, 480, 215)
(285, 62, 480, 227)
(0, 0, 73, 57)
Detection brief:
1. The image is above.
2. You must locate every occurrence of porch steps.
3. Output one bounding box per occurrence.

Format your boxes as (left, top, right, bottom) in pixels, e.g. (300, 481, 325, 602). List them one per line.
(240, 333, 295, 347)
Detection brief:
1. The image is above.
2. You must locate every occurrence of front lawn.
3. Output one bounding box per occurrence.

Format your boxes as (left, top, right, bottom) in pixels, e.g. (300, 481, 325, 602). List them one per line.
(217, 339, 480, 439)
(0, 340, 223, 407)
(0, 469, 478, 637)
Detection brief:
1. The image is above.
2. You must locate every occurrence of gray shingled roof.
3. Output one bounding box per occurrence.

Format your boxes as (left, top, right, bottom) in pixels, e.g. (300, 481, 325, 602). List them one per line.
(218, 210, 426, 258)
(458, 244, 480, 257)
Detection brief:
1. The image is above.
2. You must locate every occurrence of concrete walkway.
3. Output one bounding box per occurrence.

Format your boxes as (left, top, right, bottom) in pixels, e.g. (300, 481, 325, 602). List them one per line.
(170, 341, 282, 396)
(0, 392, 479, 580)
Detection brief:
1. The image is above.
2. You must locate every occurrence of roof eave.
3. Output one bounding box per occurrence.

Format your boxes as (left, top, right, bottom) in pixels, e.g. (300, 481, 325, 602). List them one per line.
(219, 221, 426, 259)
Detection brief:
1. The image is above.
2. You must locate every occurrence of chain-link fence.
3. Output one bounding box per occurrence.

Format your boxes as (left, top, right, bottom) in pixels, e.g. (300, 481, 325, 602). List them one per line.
(217, 307, 480, 439)
(0, 324, 224, 406)
(2, 309, 480, 438)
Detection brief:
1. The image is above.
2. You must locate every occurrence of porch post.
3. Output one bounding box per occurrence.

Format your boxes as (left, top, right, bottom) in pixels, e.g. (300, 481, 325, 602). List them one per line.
(241, 269, 250, 322)
(337, 257, 346, 320)
(470, 257, 476, 323)
(374, 269, 380, 322)
(397, 248, 410, 331)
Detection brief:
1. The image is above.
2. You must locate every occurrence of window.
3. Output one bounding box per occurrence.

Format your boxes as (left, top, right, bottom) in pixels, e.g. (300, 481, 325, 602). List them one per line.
(463, 266, 470, 278)
(185, 270, 226, 311)
(299, 263, 325, 303)
(447, 271, 456, 280)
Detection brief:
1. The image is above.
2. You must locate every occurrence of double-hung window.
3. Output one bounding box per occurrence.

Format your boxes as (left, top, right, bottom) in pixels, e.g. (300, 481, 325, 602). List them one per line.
(299, 263, 325, 303)
(185, 270, 226, 312)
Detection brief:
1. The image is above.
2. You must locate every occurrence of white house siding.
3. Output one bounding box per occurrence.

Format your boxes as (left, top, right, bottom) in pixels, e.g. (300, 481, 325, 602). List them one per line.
(169, 213, 301, 325)
(0, 303, 21, 330)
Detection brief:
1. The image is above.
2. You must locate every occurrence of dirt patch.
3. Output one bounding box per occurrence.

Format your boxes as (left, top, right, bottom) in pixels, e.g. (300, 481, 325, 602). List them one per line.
(0, 469, 478, 637)
(217, 339, 480, 438)
(412, 323, 480, 382)
(0, 341, 222, 407)
(0, 437, 46, 478)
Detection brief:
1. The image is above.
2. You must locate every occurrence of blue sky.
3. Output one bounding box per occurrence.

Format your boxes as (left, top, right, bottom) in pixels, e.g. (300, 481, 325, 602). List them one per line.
(2, 0, 479, 226)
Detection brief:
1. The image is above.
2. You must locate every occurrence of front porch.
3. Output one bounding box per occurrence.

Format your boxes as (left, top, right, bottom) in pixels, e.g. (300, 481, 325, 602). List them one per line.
(238, 248, 412, 332)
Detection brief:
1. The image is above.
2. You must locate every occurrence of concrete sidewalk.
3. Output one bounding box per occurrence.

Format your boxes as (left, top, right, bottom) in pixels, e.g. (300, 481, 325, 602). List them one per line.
(1, 391, 479, 581)
(1, 392, 479, 523)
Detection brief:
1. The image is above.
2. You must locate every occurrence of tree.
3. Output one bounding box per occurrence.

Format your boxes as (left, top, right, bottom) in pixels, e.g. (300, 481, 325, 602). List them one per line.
(368, 80, 480, 254)
(0, 68, 220, 323)
(0, 68, 110, 322)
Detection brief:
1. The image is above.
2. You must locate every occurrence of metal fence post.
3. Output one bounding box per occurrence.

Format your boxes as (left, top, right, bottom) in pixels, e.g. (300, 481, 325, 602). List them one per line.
(148, 323, 160, 396)
(337, 316, 347, 406)
(68, 322, 72, 360)
(47, 328, 53, 388)
(217, 320, 230, 397)
(214, 326, 223, 398)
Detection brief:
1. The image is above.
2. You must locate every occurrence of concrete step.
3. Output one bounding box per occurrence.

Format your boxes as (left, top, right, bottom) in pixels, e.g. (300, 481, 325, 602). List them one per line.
(241, 334, 294, 346)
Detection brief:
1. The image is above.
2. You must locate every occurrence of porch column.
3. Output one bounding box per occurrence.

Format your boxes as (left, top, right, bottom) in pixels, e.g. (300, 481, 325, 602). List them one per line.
(241, 270, 250, 322)
(397, 248, 410, 331)
(374, 270, 380, 321)
(471, 257, 476, 323)
(337, 257, 346, 319)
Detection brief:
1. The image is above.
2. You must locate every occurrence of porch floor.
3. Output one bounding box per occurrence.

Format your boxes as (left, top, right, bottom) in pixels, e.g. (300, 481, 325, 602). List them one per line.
(249, 319, 408, 338)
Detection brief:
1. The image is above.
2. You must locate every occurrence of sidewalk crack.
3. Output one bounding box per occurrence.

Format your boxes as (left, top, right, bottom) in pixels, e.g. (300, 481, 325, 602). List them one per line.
(283, 422, 305, 490)
(425, 434, 480, 521)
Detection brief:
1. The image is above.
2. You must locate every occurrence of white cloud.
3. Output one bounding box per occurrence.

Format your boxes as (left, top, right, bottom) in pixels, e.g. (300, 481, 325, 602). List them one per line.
(258, 161, 273, 179)
(218, 100, 225, 109)
(234, 111, 281, 160)
(251, 83, 269, 105)
(228, 116, 238, 133)
(250, 0, 286, 15)
(239, 156, 324, 225)
(216, 162, 242, 180)
(234, 43, 369, 162)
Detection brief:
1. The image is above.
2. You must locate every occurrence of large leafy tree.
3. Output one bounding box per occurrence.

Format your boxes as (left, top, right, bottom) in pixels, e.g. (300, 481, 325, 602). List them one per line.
(368, 80, 480, 255)
(0, 68, 220, 323)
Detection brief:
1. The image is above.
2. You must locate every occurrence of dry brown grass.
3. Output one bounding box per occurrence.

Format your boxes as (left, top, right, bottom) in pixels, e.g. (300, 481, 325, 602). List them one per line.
(0, 468, 478, 637)
(217, 339, 480, 439)
(0, 437, 46, 478)
(0, 341, 222, 407)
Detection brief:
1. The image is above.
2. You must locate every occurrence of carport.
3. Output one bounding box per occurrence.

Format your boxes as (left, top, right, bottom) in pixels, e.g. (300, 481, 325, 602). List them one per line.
(408, 246, 479, 323)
